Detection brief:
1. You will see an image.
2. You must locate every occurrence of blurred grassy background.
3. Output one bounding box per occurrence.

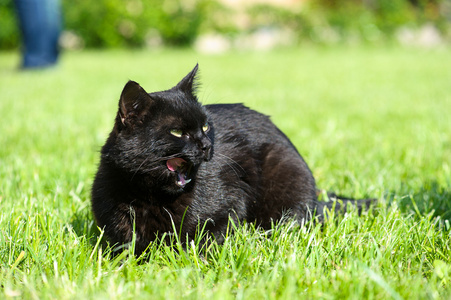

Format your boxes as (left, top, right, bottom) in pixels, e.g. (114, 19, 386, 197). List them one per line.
(1, 0, 450, 49)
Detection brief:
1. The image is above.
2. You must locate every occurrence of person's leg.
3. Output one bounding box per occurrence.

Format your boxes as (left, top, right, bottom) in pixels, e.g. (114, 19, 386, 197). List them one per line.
(15, 0, 61, 68)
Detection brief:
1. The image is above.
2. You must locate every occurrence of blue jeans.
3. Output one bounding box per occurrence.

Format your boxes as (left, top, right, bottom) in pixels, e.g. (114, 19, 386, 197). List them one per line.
(15, 0, 62, 68)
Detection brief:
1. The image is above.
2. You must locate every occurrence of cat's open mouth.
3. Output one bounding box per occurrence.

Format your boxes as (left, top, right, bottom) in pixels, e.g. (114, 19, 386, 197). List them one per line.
(166, 158, 193, 188)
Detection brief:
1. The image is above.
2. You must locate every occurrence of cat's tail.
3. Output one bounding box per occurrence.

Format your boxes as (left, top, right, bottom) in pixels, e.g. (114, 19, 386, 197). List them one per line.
(313, 190, 376, 221)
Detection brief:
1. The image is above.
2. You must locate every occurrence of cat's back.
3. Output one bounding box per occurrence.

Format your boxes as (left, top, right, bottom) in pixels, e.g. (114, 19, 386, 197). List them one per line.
(201, 103, 316, 227)
(205, 103, 290, 145)
(205, 103, 268, 126)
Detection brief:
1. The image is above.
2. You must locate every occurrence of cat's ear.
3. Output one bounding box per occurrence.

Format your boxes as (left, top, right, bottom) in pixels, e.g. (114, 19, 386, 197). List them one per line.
(176, 64, 199, 99)
(118, 80, 153, 127)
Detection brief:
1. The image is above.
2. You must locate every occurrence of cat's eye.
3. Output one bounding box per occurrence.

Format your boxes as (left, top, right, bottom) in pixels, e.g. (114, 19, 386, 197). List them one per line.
(170, 129, 183, 138)
(202, 122, 209, 132)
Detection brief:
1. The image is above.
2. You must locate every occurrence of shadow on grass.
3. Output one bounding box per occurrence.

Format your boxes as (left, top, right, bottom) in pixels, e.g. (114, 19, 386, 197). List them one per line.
(69, 208, 104, 246)
(67, 180, 450, 251)
(392, 181, 451, 221)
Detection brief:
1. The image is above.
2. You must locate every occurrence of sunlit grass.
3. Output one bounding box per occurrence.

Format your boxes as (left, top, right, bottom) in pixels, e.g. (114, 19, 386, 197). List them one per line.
(0, 46, 450, 299)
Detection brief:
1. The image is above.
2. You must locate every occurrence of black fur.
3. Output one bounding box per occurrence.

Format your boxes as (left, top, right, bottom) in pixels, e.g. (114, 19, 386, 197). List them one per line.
(91, 65, 374, 255)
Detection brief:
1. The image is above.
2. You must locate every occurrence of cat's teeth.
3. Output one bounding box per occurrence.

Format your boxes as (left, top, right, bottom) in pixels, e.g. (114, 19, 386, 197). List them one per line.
(176, 178, 191, 188)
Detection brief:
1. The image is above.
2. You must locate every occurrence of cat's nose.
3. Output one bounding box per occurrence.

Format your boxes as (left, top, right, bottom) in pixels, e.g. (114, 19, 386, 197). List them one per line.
(195, 134, 212, 161)
(198, 137, 212, 161)
(202, 144, 212, 161)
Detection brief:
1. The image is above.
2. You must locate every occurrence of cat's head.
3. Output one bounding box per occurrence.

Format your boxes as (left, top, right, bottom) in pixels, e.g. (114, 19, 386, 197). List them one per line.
(105, 64, 213, 194)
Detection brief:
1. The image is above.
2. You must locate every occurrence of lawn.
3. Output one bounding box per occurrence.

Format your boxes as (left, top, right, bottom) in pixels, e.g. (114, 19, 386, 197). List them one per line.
(0, 46, 450, 299)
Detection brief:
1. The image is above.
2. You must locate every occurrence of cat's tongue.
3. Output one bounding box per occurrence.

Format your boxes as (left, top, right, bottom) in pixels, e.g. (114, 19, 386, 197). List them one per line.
(166, 158, 186, 172)
(166, 158, 192, 188)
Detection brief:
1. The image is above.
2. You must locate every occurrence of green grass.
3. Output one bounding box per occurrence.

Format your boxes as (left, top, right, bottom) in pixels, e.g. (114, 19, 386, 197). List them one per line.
(1, 46, 450, 299)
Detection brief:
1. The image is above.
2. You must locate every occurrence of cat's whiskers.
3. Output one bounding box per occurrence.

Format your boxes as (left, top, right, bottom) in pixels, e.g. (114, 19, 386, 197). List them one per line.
(131, 149, 190, 180)
(128, 145, 156, 179)
(131, 156, 152, 180)
(130, 151, 177, 179)
(155, 153, 184, 162)
(215, 153, 245, 180)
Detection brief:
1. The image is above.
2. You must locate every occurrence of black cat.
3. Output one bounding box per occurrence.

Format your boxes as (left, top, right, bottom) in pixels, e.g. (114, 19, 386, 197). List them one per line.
(91, 65, 374, 255)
